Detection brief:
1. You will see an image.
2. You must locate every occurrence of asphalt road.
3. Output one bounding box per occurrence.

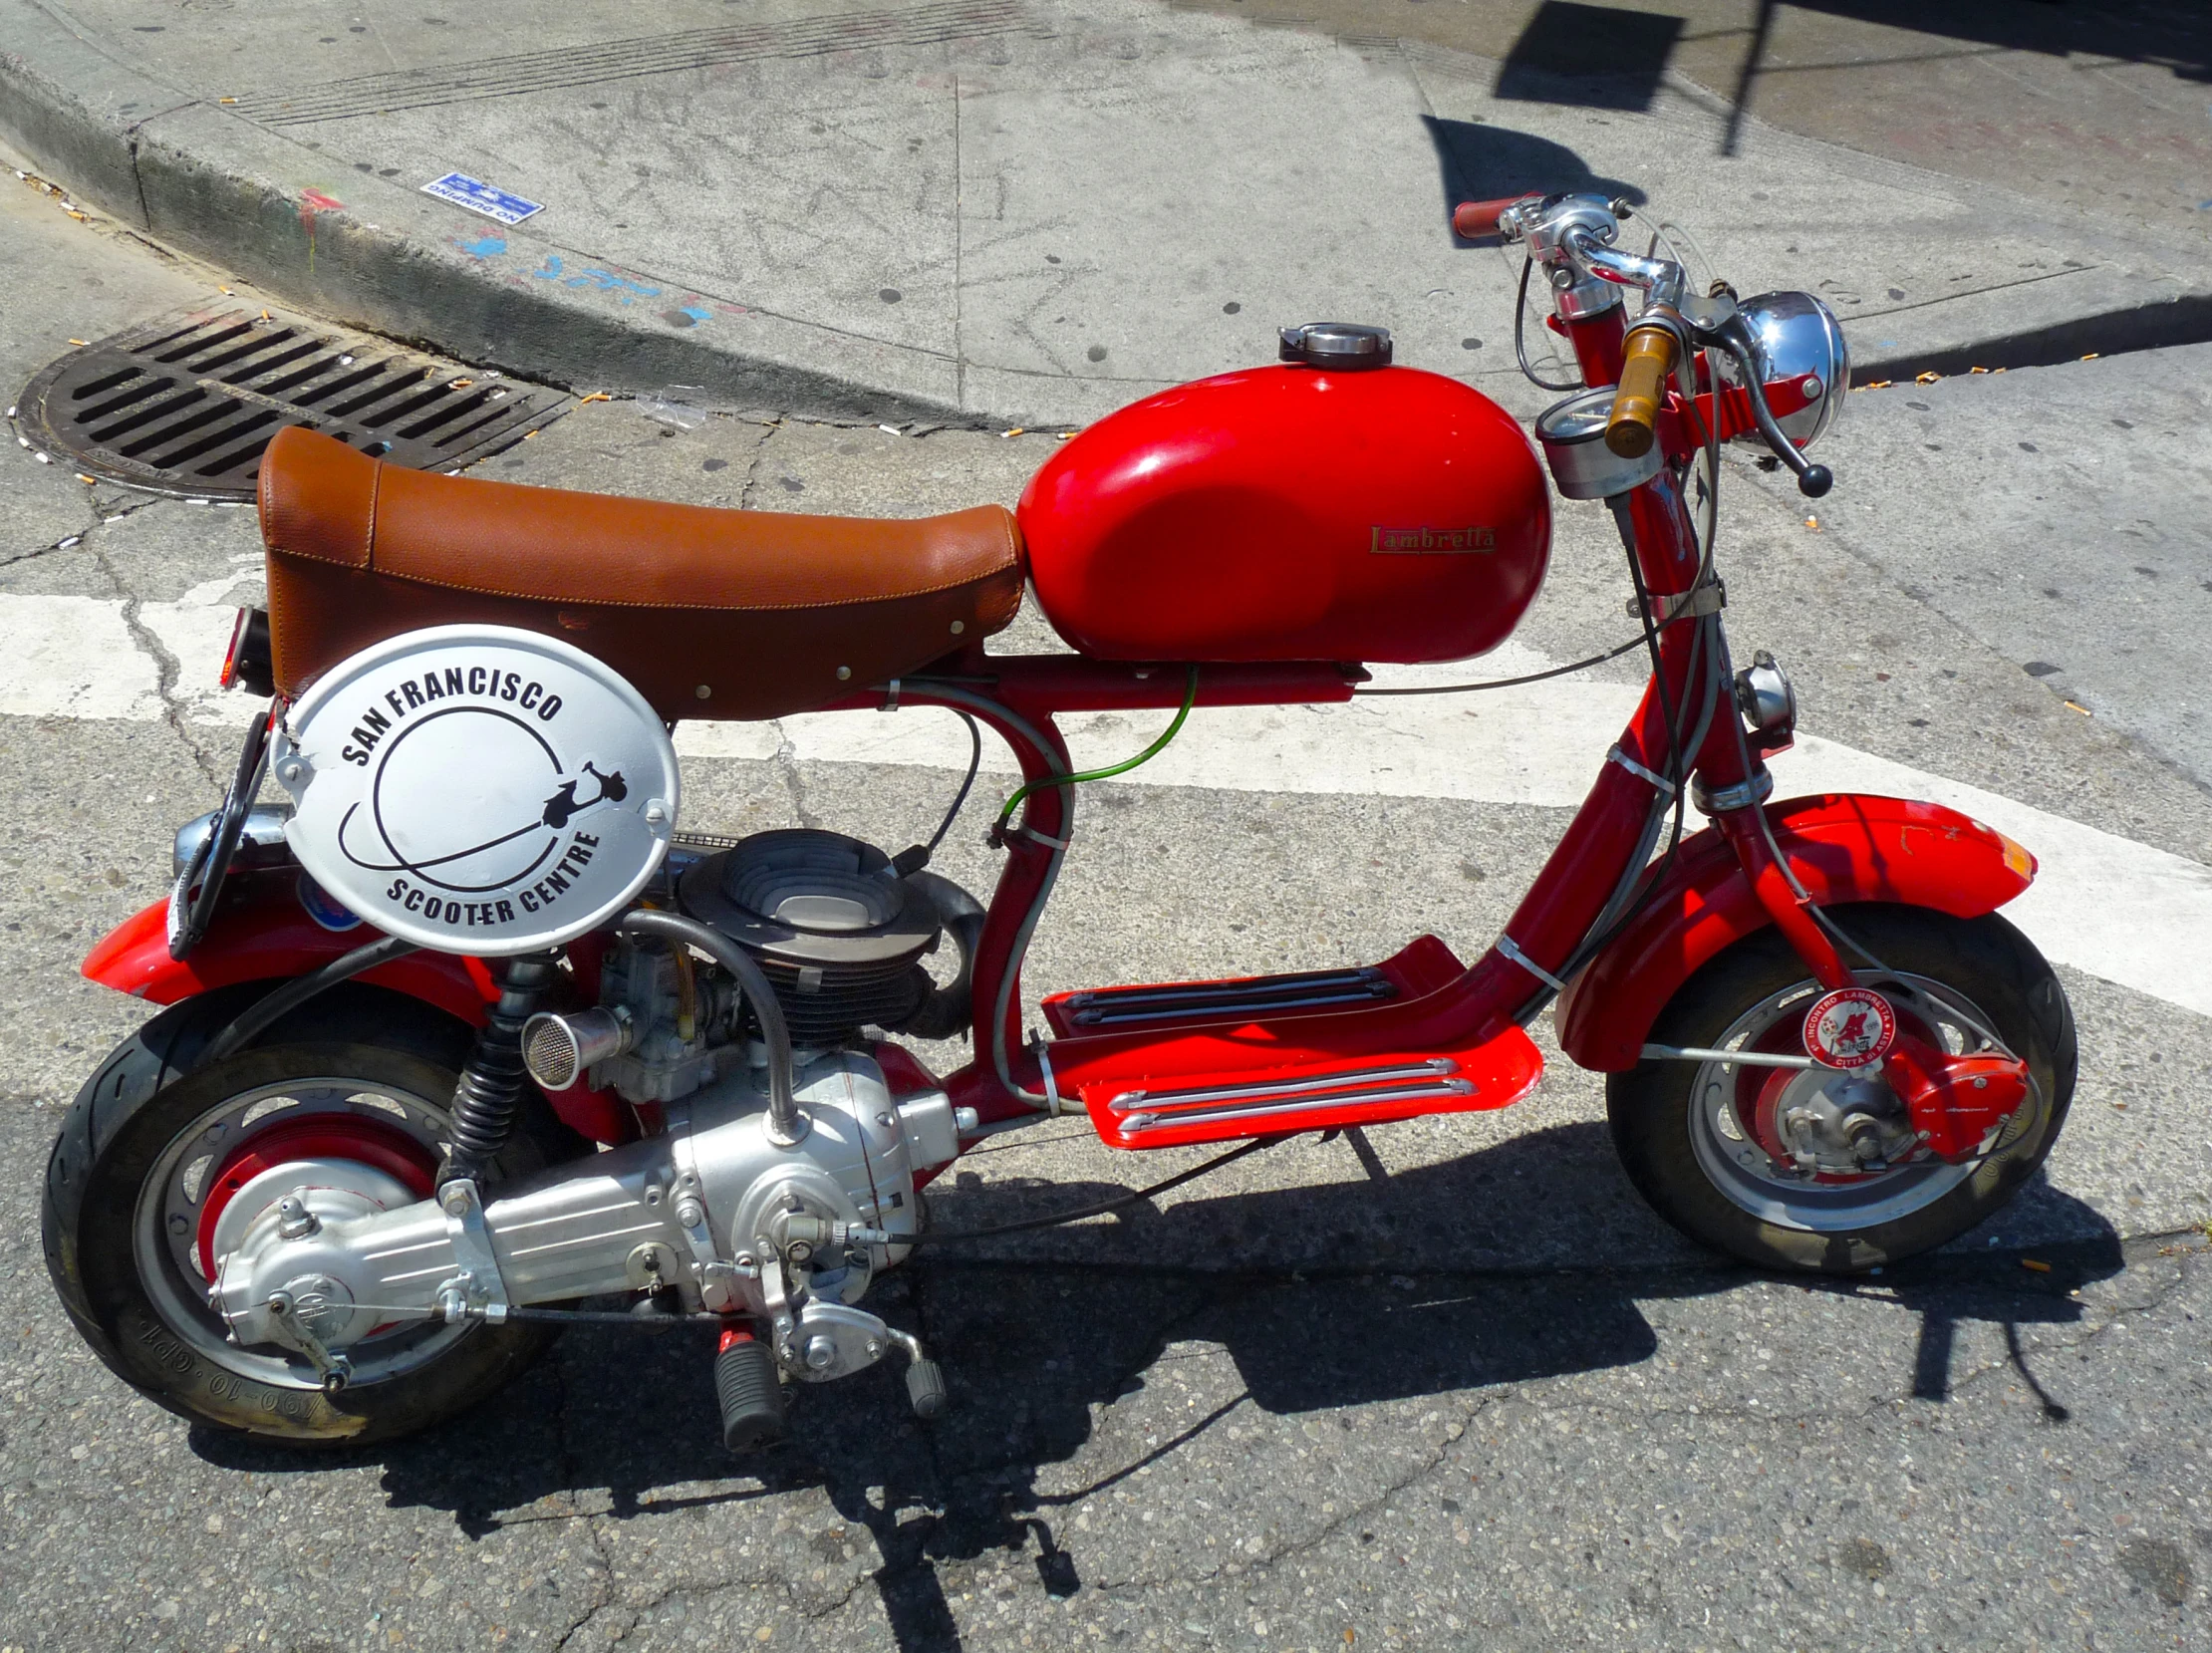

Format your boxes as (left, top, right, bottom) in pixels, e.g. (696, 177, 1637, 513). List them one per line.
(1, 148, 2209, 1653)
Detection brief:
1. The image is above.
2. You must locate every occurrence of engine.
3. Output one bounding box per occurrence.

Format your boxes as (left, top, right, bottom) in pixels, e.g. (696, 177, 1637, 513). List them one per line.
(520, 828, 980, 1106)
(215, 1042, 964, 1380)
(686, 829, 945, 1044)
(212, 826, 984, 1392)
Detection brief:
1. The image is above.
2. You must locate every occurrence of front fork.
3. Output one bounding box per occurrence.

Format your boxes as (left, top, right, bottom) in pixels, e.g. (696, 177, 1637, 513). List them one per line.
(1612, 430, 2032, 1163)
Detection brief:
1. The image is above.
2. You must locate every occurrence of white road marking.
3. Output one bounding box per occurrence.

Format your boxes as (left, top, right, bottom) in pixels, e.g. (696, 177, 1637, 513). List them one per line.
(0, 595, 160, 719)
(6, 598, 2207, 1018)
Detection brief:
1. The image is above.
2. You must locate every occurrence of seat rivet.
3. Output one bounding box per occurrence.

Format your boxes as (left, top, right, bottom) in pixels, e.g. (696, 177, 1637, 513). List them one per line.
(694, 684, 711, 699)
(836, 666, 852, 681)
(950, 620, 966, 635)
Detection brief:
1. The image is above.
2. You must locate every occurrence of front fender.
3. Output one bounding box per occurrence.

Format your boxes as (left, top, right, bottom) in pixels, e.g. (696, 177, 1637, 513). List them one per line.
(1554, 793, 2036, 1071)
(84, 881, 497, 1026)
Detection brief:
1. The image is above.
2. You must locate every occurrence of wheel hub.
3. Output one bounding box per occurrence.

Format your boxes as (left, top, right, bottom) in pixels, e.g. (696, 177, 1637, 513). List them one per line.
(1730, 995, 1951, 1183)
(1755, 1070, 1920, 1176)
(195, 1115, 436, 1278)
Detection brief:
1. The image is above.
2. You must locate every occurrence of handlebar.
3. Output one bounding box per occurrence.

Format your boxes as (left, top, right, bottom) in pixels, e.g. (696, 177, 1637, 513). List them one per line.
(1462, 190, 1839, 493)
(1453, 196, 1527, 239)
(1605, 319, 1678, 459)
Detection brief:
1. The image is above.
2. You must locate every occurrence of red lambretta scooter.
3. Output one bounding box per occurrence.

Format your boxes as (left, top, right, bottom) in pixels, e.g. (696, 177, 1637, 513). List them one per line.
(43, 192, 2074, 1450)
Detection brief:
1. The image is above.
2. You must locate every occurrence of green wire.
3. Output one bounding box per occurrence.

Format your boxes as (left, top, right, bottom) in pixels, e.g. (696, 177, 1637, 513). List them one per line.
(996, 664, 1201, 825)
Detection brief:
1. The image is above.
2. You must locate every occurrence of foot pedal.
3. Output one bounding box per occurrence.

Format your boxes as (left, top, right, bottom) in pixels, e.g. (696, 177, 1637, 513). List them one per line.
(1067, 1023, 1545, 1150)
(906, 1357, 948, 1419)
(714, 1326, 785, 1452)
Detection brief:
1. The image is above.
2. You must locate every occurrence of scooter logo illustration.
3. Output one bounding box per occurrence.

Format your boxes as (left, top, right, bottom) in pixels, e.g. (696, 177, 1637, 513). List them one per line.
(1801, 986, 1897, 1069)
(333, 704, 628, 895)
(275, 626, 681, 956)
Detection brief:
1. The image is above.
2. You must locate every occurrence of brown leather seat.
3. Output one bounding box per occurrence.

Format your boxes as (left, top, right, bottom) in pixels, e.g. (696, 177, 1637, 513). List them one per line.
(258, 425, 1024, 720)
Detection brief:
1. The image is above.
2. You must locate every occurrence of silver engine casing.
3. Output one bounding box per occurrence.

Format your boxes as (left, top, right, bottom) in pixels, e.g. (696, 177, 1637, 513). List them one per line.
(214, 1047, 960, 1381)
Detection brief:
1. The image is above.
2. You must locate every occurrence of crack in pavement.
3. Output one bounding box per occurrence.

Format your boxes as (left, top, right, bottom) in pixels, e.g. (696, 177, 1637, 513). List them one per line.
(734, 415, 781, 513)
(78, 522, 229, 786)
(1049, 1241, 2205, 1601)
(0, 528, 88, 571)
(847, 1232, 2210, 1607)
(547, 1351, 620, 1653)
(766, 721, 823, 829)
(568, 1562, 878, 1650)
(1078, 1393, 1491, 1595)
(1916, 1237, 2207, 1406)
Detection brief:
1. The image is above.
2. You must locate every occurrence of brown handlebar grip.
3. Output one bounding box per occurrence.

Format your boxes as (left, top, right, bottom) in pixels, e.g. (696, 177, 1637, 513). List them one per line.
(1453, 197, 1521, 239)
(1605, 324, 1678, 459)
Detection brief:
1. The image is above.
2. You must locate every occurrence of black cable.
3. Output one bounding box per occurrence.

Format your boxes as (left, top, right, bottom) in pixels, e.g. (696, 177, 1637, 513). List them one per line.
(1714, 622, 1893, 976)
(924, 710, 982, 855)
(1352, 632, 1654, 695)
(1535, 502, 1702, 997)
(198, 934, 419, 1066)
(1515, 254, 1583, 393)
(1621, 516, 1689, 790)
(1551, 332, 1729, 988)
(618, 909, 798, 1135)
(895, 1137, 1277, 1242)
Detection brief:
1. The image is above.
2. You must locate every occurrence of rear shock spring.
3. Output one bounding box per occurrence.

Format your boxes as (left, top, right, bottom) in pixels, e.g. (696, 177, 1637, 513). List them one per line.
(439, 953, 562, 1187)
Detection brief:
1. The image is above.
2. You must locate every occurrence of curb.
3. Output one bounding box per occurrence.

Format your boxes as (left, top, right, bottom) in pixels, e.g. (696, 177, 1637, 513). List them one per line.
(0, 5, 977, 425)
(1849, 291, 2212, 387)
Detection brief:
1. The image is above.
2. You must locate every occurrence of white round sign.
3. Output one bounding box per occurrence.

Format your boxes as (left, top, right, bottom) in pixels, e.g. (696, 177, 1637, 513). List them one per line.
(273, 625, 680, 956)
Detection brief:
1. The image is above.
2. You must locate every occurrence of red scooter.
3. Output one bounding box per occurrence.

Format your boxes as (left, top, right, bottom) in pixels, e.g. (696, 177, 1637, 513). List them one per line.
(44, 192, 2074, 1450)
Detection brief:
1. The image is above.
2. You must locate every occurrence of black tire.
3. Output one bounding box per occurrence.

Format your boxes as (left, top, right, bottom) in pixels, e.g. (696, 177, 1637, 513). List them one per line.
(43, 981, 578, 1447)
(1606, 904, 2076, 1274)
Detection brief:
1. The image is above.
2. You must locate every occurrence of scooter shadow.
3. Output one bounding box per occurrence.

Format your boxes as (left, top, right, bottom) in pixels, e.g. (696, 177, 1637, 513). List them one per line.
(188, 1123, 2122, 1644)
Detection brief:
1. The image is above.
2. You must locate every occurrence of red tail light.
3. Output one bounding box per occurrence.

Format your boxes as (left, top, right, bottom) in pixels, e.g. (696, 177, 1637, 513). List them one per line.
(219, 607, 273, 696)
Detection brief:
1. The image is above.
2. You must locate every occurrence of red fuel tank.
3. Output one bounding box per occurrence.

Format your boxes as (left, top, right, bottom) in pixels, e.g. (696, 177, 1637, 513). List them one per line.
(1017, 364, 1550, 664)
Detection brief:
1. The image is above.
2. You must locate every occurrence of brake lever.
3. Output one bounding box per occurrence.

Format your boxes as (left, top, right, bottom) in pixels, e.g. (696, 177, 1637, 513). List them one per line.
(1708, 322, 1833, 499)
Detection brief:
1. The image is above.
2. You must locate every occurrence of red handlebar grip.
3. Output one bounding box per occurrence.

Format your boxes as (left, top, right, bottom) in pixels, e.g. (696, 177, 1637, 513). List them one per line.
(1453, 197, 1521, 239)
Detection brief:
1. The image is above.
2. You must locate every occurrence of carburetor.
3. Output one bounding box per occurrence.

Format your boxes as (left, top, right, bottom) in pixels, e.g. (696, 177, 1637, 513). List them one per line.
(589, 931, 743, 1103)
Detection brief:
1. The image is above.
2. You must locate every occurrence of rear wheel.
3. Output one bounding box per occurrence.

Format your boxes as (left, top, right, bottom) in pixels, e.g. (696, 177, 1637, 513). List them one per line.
(1606, 905, 2075, 1273)
(43, 982, 572, 1445)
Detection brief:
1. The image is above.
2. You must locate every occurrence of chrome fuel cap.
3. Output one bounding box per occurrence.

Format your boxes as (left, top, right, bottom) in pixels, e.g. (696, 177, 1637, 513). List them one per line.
(1279, 322, 1392, 370)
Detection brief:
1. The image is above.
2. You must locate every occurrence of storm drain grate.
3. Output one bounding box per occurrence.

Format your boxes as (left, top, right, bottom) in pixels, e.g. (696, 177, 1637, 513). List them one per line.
(15, 304, 571, 500)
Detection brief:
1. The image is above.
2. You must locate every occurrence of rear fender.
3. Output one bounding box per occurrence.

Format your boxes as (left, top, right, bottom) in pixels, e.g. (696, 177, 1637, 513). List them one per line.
(83, 885, 638, 1146)
(1554, 794, 2036, 1072)
(84, 885, 496, 1023)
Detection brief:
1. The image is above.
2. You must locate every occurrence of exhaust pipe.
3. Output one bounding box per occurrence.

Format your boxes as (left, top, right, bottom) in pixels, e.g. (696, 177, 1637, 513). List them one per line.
(521, 1007, 634, 1091)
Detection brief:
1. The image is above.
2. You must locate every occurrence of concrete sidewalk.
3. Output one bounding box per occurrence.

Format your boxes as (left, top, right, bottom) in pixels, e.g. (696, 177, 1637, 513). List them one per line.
(4, 0, 2207, 424)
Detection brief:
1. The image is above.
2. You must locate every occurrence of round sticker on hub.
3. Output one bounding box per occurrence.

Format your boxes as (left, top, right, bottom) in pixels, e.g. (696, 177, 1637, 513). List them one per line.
(273, 625, 680, 955)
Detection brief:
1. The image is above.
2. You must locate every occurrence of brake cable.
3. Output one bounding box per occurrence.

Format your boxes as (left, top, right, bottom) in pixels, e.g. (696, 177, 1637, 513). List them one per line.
(1514, 253, 1583, 393)
(1352, 631, 1658, 695)
(881, 1135, 1276, 1242)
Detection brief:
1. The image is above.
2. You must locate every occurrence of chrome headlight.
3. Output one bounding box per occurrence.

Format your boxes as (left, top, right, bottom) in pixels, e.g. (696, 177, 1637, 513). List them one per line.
(1714, 291, 1847, 448)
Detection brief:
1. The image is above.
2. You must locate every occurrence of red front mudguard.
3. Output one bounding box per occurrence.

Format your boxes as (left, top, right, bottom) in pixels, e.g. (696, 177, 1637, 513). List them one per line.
(1554, 793, 2036, 1071)
(81, 879, 634, 1144)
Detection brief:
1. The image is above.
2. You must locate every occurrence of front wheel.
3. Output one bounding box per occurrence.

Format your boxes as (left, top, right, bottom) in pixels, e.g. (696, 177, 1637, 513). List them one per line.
(1606, 905, 2076, 1273)
(43, 982, 571, 1445)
